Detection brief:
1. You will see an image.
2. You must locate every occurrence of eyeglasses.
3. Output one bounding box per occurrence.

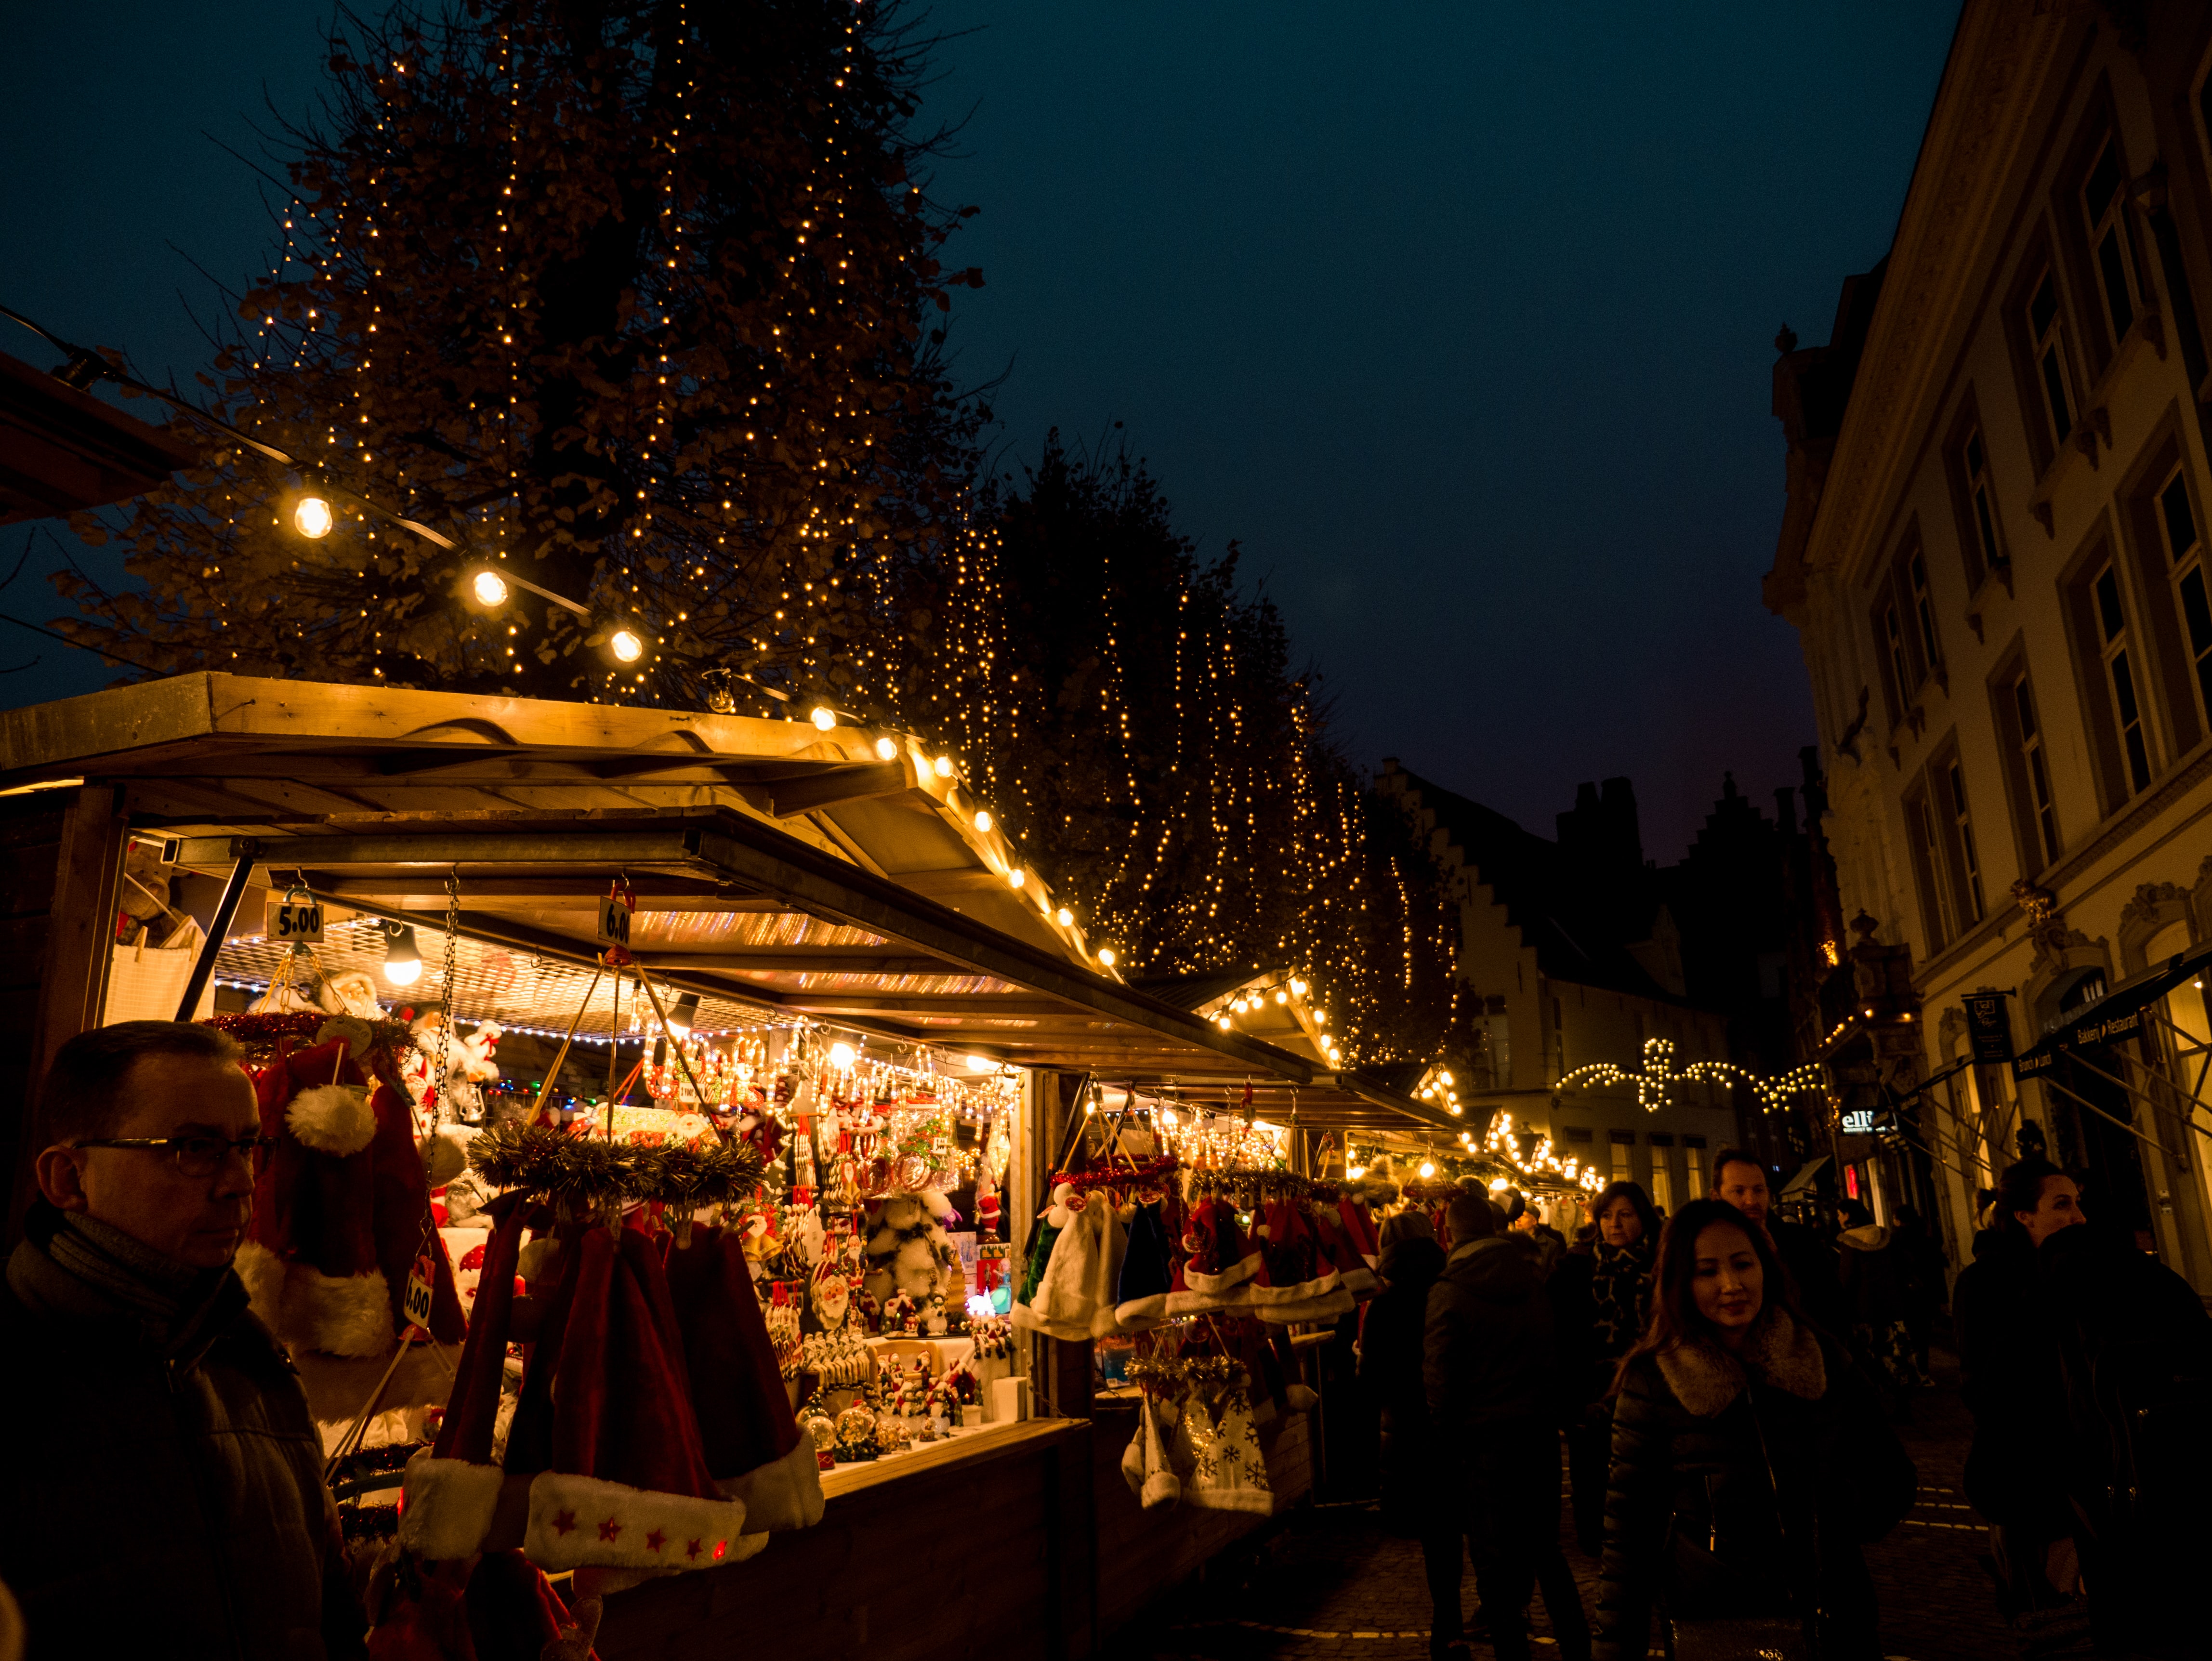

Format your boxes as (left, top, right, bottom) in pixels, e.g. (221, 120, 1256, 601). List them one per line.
(71, 1134, 277, 1179)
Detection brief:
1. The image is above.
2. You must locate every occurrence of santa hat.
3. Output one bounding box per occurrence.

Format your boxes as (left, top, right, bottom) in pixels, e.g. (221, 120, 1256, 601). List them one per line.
(235, 1033, 464, 1358)
(1112, 1201, 1175, 1332)
(663, 1224, 825, 1533)
(403, 1200, 756, 1574)
(1165, 1194, 1262, 1316)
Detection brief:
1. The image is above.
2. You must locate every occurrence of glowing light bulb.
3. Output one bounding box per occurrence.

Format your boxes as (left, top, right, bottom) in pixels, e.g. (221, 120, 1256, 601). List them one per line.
(1007, 868, 1025, 888)
(293, 495, 334, 539)
(934, 756, 954, 778)
(1449, 1104, 1462, 1115)
(1346, 1165, 1365, 1179)
(1056, 907, 1073, 927)
(828, 1041, 856, 1070)
(1315, 1011, 1329, 1027)
(382, 957, 421, 987)
(963, 1054, 991, 1071)
(874, 736, 896, 760)
(471, 569, 509, 606)
(609, 629, 645, 664)
(1290, 979, 1308, 997)
(1439, 1070, 1454, 1086)
(973, 810, 992, 833)
(810, 706, 836, 731)
(1097, 948, 1116, 968)
(381, 923, 422, 986)
(1419, 1161, 1435, 1178)
(1274, 989, 1288, 1003)
(1216, 1015, 1231, 1030)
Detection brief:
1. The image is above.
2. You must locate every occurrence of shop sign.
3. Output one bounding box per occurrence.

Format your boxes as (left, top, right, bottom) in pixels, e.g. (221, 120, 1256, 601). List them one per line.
(1963, 993, 2014, 1063)
(1841, 1108, 1877, 1137)
(264, 895, 325, 943)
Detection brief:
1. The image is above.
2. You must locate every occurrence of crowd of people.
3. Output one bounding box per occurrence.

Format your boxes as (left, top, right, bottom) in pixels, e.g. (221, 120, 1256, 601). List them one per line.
(1357, 1148, 2212, 1661)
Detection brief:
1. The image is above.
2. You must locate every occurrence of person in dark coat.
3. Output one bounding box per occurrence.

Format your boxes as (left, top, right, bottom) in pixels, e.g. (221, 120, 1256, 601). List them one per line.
(1360, 1212, 1461, 1656)
(1712, 1147, 1847, 1333)
(1887, 1203, 1946, 1376)
(1426, 1192, 1591, 1661)
(0, 1022, 365, 1661)
(1957, 1156, 2212, 1657)
(1833, 1197, 1927, 1410)
(1549, 1180, 1658, 1557)
(1594, 1197, 1914, 1661)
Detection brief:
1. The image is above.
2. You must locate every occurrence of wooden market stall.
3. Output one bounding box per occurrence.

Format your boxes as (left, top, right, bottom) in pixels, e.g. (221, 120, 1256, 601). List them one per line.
(0, 672, 1459, 1659)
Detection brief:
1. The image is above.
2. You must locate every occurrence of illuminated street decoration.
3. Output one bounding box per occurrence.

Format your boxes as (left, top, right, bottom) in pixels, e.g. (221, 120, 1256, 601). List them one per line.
(1557, 1037, 1827, 1116)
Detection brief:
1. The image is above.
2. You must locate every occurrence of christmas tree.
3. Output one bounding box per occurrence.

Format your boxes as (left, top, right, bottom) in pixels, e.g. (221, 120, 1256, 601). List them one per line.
(55, 0, 982, 708)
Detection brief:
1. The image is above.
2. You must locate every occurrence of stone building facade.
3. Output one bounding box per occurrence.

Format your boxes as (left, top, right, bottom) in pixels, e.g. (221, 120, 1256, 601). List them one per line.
(1765, 0, 2212, 1282)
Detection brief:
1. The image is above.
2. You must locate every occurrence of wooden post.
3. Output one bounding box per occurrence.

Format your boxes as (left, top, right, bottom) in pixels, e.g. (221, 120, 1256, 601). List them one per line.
(7, 785, 127, 1239)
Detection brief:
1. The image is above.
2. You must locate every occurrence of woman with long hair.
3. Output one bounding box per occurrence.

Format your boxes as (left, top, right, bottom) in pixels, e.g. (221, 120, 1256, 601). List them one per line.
(1594, 1197, 1914, 1661)
(1550, 1180, 1659, 1556)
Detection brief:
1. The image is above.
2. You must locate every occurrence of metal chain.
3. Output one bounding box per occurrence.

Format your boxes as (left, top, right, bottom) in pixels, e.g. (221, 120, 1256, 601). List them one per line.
(428, 869, 461, 1130)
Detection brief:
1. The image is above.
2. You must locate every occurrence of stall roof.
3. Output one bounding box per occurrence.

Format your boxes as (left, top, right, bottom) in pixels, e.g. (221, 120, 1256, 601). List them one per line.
(0, 674, 1453, 1132)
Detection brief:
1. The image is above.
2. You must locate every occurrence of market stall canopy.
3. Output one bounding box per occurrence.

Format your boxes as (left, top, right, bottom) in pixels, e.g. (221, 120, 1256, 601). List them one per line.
(0, 674, 1454, 1132)
(2013, 942, 2212, 1077)
(0, 349, 197, 525)
(1779, 1154, 1831, 1197)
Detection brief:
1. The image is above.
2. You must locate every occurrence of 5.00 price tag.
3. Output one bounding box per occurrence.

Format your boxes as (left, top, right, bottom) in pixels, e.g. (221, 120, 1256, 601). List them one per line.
(265, 896, 325, 943)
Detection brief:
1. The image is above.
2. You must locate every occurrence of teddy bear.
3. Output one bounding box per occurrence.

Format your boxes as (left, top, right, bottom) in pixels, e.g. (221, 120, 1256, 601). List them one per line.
(862, 1190, 957, 1308)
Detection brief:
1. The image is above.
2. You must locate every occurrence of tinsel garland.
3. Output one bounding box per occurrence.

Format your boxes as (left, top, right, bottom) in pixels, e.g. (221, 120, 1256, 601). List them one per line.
(204, 1010, 416, 1065)
(467, 1121, 766, 1220)
(1125, 1353, 1241, 1403)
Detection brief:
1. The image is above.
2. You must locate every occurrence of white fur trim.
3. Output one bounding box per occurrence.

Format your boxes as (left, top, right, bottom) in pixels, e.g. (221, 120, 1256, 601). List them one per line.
(398, 1453, 505, 1560)
(713, 1435, 824, 1532)
(421, 1128, 472, 1188)
(280, 1264, 393, 1358)
(1180, 1250, 1261, 1296)
(287, 1084, 378, 1156)
(1113, 1293, 1170, 1332)
(1253, 1285, 1356, 1326)
(522, 1470, 751, 1572)
(1338, 1266, 1377, 1295)
(233, 1241, 284, 1331)
(1239, 1267, 1342, 1307)
(1185, 1485, 1274, 1515)
(1141, 1471, 1182, 1510)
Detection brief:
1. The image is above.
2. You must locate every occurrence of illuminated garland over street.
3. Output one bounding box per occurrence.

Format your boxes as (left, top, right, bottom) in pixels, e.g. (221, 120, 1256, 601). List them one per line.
(1557, 1037, 1828, 1116)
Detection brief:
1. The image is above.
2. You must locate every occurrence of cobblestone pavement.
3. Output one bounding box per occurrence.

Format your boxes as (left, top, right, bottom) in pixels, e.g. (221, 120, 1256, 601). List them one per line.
(1111, 1347, 2017, 1661)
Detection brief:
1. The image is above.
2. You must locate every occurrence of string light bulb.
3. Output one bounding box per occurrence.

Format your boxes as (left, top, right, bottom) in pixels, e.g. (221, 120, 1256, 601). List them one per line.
(293, 494, 334, 539)
(973, 809, 992, 833)
(811, 706, 836, 731)
(1097, 948, 1116, 967)
(471, 569, 509, 606)
(381, 923, 422, 986)
(828, 1041, 856, 1070)
(874, 736, 896, 760)
(1056, 907, 1073, 927)
(609, 629, 645, 664)
(1007, 868, 1025, 888)
(934, 756, 954, 778)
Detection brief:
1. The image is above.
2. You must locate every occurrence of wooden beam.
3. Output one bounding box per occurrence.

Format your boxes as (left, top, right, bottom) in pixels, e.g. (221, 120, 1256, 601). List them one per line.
(638, 950, 987, 976)
(767, 760, 909, 818)
(894, 867, 1013, 897)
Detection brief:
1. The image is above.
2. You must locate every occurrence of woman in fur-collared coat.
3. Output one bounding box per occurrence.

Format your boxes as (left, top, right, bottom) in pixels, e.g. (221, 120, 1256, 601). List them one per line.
(1594, 1198, 1915, 1661)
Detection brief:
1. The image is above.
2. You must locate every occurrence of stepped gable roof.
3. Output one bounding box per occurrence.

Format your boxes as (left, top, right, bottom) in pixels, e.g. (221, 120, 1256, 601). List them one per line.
(1396, 765, 1678, 1005)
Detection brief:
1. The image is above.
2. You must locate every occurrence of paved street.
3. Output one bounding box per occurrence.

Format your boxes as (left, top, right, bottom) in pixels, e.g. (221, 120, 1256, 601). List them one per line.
(1112, 1346, 2014, 1661)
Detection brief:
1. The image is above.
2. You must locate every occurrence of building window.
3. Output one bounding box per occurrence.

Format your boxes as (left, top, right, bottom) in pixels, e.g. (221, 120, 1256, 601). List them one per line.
(2155, 468, 2212, 727)
(1908, 790, 1955, 949)
(2094, 561, 2154, 793)
(1963, 426, 2003, 588)
(1909, 550, 1942, 676)
(2080, 133, 2145, 350)
(2013, 671, 2062, 868)
(1946, 759, 1986, 923)
(2028, 266, 2074, 448)
(1882, 601, 1912, 713)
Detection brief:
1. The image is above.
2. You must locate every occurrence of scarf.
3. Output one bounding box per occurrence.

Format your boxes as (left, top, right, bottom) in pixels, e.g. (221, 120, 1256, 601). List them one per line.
(43, 1209, 229, 1348)
(1589, 1236, 1654, 1357)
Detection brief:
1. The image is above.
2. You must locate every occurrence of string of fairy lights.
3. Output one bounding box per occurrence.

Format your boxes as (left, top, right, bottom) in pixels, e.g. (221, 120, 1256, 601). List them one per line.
(1558, 1037, 1829, 1117)
(42, 3, 1471, 1088)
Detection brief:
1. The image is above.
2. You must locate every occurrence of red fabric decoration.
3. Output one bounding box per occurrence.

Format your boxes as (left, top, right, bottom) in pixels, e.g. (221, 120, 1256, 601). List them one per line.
(663, 1226, 802, 1483)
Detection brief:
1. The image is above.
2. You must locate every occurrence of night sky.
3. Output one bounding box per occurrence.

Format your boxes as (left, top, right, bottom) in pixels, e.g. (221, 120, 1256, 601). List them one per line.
(0, 2, 1956, 858)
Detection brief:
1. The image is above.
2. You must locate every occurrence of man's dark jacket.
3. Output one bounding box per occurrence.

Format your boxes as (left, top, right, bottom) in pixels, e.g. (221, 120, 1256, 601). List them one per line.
(0, 1208, 365, 1660)
(1769, 1216, 1847, 1335)
(1423, 1234, 1556, 1457)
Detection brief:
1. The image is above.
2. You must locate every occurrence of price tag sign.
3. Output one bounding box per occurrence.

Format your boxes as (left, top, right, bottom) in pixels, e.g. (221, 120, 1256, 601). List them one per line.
(403, 1252, 436, 1333)
(596, 889, 634, 948)
(265, 896, 325, 943)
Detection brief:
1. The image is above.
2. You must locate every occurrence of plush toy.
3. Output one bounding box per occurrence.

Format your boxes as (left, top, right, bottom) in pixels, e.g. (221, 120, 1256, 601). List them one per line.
(407, 1010, 505, 1124)
(862, 1190, 957, 1307)
(316, 969, 387, 1022)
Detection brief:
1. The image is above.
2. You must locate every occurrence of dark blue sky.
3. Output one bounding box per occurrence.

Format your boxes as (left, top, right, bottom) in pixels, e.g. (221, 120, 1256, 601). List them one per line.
(0, 2, 1957, 857)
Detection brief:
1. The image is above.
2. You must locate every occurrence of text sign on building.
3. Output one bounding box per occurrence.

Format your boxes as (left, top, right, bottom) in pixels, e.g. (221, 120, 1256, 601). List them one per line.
(1841, 1108, 1877, 1137)
(1963, 993, 2014, 1064)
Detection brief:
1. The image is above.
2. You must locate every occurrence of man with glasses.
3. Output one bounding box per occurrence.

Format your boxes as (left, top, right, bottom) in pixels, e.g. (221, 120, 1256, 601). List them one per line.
(0, 1020, 366, 1659)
